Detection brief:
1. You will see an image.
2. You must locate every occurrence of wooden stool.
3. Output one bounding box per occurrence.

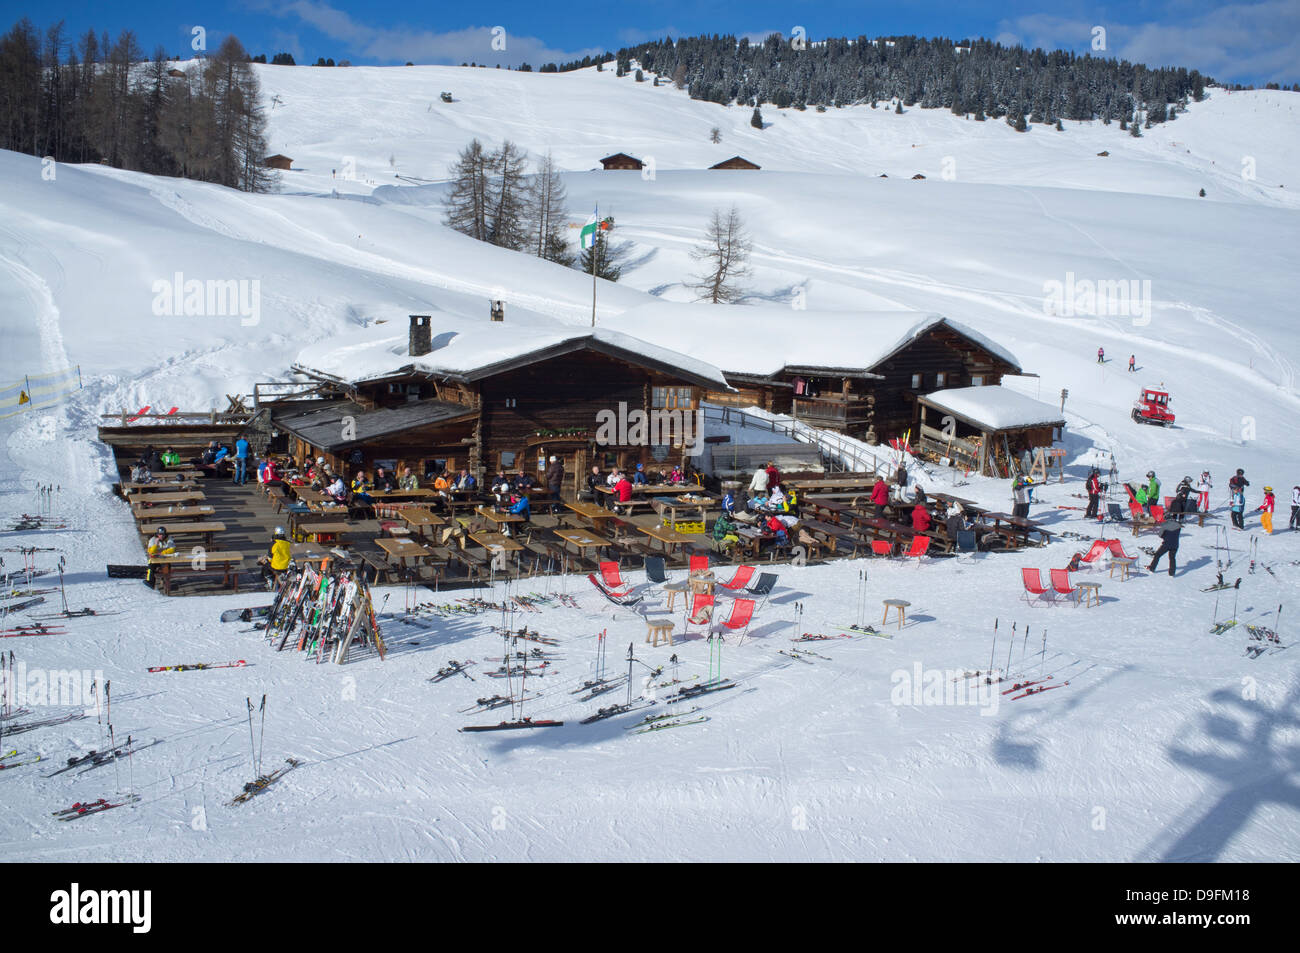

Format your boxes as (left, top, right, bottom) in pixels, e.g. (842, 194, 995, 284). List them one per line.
(645, 618, 674, 647)
(1076, 582, 1102, 607)
(665, 582, 689, 611)
(1109, 557, 1135, 581)
(882, 599, 911, 629)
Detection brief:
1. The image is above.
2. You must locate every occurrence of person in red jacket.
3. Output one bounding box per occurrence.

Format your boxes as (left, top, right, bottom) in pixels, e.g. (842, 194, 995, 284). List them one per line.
(871, 476, 889, 518)
(764, 462, 782, 492)
(613, 472, 633, 504)
(1084, 468, 1102, 521)
(911, 502, 931, 532)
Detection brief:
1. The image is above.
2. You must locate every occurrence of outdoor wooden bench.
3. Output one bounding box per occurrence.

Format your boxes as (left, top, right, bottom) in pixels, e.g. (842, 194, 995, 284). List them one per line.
(148, 553, 243, 595)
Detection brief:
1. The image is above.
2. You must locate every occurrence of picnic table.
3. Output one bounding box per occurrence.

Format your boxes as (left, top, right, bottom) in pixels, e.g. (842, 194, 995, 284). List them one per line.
(290, 542, 331, 566)
(125, 481, 201, 494)
(855, 516, 918, 548)
(375, 537, 435, 568)
(788, 476, 879, 492)
(400, 508, 447, 541)
(132, 503, 214, 522)
(138, 521, 226, 548)
(658, 496, 712, 530)
(469, 531, 524, 553)
(475, 506, 524, 527)
(292, 486, 330, 504)
(638, 524, 697, 557)
(565, 501, 614, 532)
(984, 512, 1052, 547)
(369, 488, 439, 503)
(801, 498, 856, 525)
(554, 529, 609, 560)
(148, 552, 243, 595)
(129, 490, 205, 506)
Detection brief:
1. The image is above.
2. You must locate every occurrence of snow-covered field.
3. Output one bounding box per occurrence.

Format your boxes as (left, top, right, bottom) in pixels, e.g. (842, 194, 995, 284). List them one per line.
(0, 62, 1296, 862)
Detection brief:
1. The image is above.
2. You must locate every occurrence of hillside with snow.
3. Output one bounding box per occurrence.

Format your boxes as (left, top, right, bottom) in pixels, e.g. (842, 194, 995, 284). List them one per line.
(0, 61, 1297, 863)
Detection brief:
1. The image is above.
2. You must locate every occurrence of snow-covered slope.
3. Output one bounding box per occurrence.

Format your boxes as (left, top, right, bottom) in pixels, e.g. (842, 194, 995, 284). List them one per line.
(0, 61, 1297, 863)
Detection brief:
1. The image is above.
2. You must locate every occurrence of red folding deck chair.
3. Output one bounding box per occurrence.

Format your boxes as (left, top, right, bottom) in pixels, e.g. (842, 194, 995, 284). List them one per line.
(1077, 539, 1111, 569)
(599, 560, 629, 591)
(870, 540, 893, 557)
(1149, 504, 1165, 523)
(684, 592, 715, 633)
(689, 554, 710, 576)
(903, 535, 931, 564)
(714, 598, 756, 642)
(1021, 568, 1053, 607)
(718, 565, 756, 591)
(1106, 539, 1137, 560)
(1049, 568, 1078, 603)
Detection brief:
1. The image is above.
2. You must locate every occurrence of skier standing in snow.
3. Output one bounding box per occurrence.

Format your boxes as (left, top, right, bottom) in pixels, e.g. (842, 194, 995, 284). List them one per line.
(1195, 471, 1213, 513)
(1230, 486, 1246, 530)
(1291, 485, 1300, 531)
(1172, 477, 1194, 523)
(1229, 468, 1249, 495)
(1146, 519, 1181, 576)
(1256, 487, 1276, 535)
(1128, 354, 1135, 372)
(1084, 468, 1102, 520)
(1097, 346, 1105, 364)
(1011, 474, 1030, 519)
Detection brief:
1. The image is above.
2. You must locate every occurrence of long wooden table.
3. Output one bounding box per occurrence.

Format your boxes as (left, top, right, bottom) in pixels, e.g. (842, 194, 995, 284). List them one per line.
(400, 508, 447, 542)
(132, 503, 214, 522)
(554, 528, 609, 561)
(475, 506, 524, 527)
(638, 524, 696, 557)
(148, 553, 243, 595)
(125, 481, 200, 494)
(375, 537, 435, 568)
(138, 521, 226, 547)
(565, 501, 614, 532)
(129, 490, 205, 506)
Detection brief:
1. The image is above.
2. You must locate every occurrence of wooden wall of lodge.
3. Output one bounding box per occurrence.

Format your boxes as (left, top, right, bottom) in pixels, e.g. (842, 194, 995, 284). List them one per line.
(702, 329, 1011, 442)
(287, 352, 700, 481)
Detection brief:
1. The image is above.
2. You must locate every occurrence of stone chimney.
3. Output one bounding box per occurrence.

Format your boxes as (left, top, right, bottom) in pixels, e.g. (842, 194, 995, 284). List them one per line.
(409, 314, 432, 356)
(490, 300, 505, 322)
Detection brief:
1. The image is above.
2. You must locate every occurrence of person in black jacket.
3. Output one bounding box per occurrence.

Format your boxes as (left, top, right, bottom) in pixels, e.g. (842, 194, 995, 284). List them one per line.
(374, 466, 398, 491)
(584, 466, 603, 502)
(1084, 468, 1102, 520)
(545, 455, 564, 499)
(1147, 520, 1181, 576)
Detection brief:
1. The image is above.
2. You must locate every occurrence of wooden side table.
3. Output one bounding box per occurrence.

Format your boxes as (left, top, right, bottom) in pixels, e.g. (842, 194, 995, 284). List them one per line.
(645, 618, 674, 647)
(882, 598, 911, 629)
(1076, 582, 1102, 607)
(1109, 557, 1136, 580)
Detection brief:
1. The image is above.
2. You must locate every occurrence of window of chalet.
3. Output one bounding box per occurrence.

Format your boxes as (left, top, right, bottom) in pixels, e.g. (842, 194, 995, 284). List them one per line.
(971, 375, 984, 386)
(935, 372, 946, 387)
(499, 451, 516, 470)
(910, 373, 922, 389)
(652, 387, 695, 409)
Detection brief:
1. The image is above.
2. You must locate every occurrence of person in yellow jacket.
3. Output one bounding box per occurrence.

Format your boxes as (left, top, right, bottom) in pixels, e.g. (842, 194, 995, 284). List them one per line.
(146, 527, 176, 557)
(259, 527, 292, 590)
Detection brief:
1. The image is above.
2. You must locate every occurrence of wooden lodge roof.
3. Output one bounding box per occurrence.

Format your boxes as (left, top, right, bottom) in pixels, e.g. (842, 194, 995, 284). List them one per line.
(272, 398, 477, 452)
(918, 386, 1064, 433)
(710, 156, 761, 170)
(599, 153, 644, 169)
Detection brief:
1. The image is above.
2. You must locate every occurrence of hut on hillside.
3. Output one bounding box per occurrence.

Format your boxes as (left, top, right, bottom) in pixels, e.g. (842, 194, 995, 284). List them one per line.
(916, 386, 1065, 477)
(264, 154, 294, 171)
(709, 156, 761, 170)
(599, 153, 644, 170)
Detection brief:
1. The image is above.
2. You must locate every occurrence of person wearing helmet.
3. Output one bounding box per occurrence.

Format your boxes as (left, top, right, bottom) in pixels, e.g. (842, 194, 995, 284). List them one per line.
(1144, 471, 1160, 515)
(259, 526, 293, 589)
(1228, 468, 1249, 495)
(1195, 471, 1213, 513)
(1256, 487, 1276, 535)
(146, 526, 175, 558)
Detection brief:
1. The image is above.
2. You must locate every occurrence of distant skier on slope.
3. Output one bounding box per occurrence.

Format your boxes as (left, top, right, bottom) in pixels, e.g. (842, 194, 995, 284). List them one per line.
(1256, 487, 1275, 535)
(1128, 354, 1136, 372)
(1084, 468, 1102, 520)
(1291, 485, 1300, 531)
(1196, 471, 1213, 513)
(1146, 520, 1181, 577)
(1097, 346, 1105, 364)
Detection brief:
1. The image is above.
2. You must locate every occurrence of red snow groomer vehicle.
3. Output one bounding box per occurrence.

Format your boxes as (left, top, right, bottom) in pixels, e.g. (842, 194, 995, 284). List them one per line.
(1132, 386, 1175, 426)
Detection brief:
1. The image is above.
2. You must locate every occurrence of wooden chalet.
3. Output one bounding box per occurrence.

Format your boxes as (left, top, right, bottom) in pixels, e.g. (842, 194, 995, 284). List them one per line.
(916, 386, 1065, 477)
(710, 156, 761, 170)
(276, 314, 728, 494)
(604, 306, 1025, 445)
(264, 154, 293, 170)
(599, 153, 644, 170)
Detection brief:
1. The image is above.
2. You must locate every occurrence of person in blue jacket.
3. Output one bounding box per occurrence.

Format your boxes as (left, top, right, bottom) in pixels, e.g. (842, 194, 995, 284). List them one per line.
(233, 436, 251, 485)
(632, 463, 648, 486)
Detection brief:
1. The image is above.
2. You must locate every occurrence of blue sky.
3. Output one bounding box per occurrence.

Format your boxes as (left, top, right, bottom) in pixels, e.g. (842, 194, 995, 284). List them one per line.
(6, 0, 1297, 84)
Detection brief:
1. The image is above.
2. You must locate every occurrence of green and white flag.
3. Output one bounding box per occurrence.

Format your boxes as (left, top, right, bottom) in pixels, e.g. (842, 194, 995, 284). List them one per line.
(580, 209, 613, 249)
(580, 208, 599, 249)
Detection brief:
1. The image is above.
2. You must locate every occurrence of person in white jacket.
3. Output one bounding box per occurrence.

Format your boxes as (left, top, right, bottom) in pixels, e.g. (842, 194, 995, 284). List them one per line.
(749, 465, 769, 495)
(1195, 471, 1213, 513)
(1291, 485, 1300, 531)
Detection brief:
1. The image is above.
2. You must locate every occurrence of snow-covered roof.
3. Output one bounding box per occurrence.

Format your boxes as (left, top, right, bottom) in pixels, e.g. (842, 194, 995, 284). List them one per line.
(919, 386, 1065, 431)
(294, 312, 730, 389)
(602, 302, 1022, 379)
